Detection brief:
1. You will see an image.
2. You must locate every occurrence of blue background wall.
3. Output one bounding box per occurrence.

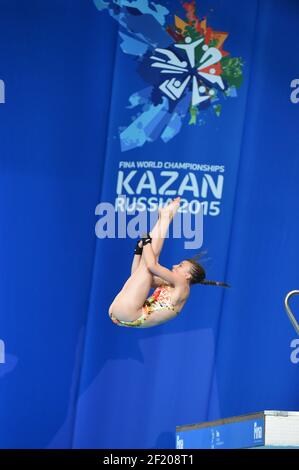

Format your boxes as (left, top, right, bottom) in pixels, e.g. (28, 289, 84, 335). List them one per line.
(0, 0, 298, 448)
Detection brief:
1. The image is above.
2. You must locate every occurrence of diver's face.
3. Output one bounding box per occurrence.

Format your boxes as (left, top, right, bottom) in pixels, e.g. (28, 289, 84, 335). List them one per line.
(172, 260, 192, 279)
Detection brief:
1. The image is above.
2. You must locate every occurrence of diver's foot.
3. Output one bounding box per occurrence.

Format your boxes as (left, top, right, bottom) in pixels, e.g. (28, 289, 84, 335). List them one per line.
(160, 197, 181, 220)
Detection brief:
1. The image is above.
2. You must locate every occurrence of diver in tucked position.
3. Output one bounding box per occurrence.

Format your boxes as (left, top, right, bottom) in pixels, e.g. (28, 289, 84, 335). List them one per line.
(109, 197, 229, 328)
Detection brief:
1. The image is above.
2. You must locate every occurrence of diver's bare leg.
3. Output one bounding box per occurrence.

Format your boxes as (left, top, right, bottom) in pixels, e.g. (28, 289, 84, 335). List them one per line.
(131, 241, 143, 275)
(109, 263, 154, 321)
(142, 197, 181, 261)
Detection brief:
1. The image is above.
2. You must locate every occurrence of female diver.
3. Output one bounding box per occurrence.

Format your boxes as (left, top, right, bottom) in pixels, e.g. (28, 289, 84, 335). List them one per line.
(109, 197, 229, 328)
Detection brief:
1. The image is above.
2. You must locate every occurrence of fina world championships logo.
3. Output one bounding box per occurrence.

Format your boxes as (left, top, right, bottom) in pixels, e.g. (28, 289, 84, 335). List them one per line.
(94, 0, 244, 151)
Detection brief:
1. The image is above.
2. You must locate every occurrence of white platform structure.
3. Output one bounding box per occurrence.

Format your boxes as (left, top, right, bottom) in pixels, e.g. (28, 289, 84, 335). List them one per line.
(176, 411, 299, 449)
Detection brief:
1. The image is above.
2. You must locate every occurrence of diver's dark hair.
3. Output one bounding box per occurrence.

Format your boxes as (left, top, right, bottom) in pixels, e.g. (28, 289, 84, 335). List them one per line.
(187, 257, 230, 288)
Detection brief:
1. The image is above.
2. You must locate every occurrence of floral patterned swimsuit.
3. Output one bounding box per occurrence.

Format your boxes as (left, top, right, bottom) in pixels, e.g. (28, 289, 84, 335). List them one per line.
(110, 284, 177, 328)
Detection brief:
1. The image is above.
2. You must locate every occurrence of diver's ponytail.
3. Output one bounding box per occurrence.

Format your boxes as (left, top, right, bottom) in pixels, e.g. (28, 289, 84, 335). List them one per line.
(199, 279, 230, 288)
(187, 257, 230, 288)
